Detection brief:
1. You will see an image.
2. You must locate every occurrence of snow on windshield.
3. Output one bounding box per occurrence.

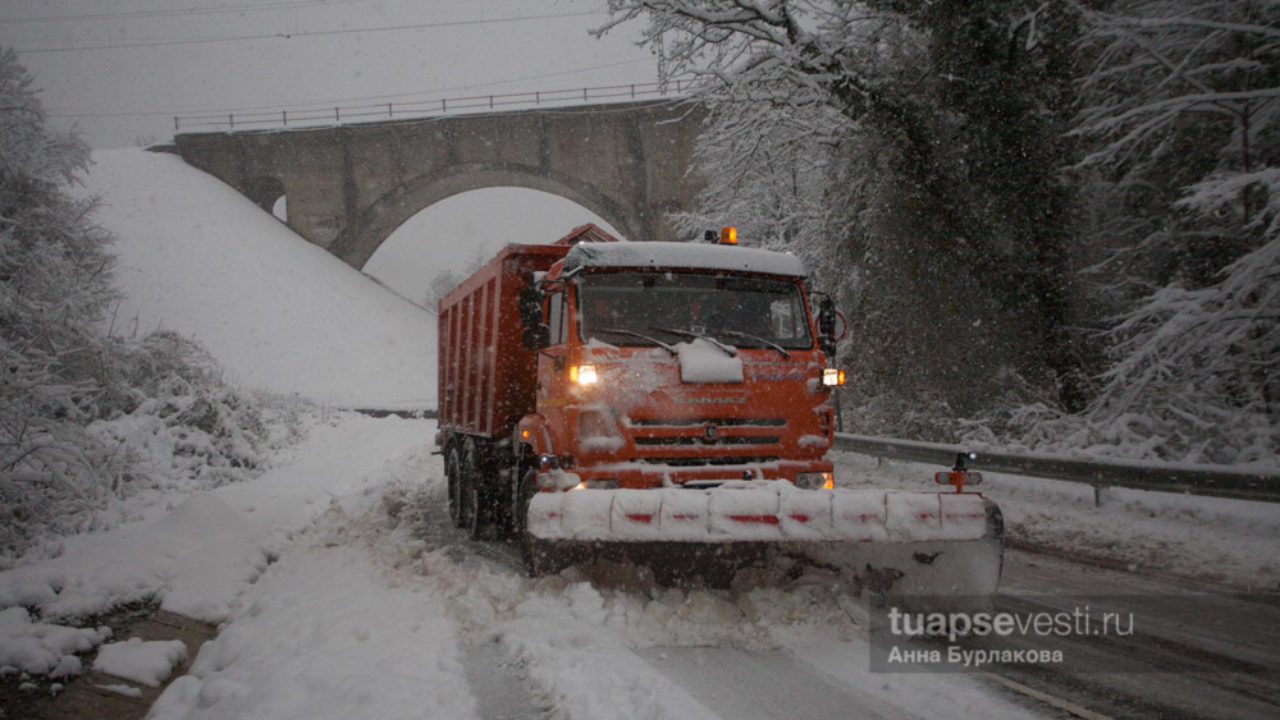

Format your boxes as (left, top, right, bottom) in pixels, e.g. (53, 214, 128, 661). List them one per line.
(564, 241, 808, 277)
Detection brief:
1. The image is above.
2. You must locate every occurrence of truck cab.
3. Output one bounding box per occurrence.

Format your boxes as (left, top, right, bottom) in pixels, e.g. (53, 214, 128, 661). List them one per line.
(516, 239, 842, 493)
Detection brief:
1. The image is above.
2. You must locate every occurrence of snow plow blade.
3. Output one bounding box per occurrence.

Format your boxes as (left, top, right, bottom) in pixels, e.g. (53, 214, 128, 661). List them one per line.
(525, 483, 1003, 602)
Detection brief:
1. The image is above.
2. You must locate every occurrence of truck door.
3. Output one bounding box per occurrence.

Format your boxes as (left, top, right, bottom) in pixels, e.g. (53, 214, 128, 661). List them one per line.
(537, 288, 570, 449)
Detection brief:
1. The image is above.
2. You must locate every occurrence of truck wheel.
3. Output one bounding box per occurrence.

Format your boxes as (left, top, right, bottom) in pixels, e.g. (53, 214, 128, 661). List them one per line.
(515, 468, 540, 575)
(514, 472, 569, 578)
(446, 446, 466, 529)
(462, 440, 485, 540)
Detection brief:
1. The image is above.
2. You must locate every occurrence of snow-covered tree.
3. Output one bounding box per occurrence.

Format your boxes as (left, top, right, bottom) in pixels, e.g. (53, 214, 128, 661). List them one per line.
(601, 1, 1085, 431)
(1034, 0, 1280, 463)
(1, 47, 121, 532)
(1072, 0, 1279, 285)
(1, 49, 269, 557)
(1091, 236, 1277, 463)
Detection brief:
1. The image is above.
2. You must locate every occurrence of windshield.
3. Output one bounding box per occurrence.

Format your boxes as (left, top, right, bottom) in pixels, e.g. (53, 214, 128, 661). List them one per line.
(576, 272, 813, 350)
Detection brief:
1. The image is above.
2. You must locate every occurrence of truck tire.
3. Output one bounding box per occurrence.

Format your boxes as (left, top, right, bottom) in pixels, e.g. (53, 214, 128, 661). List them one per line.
(498, 447, 533, 542)
(461, 439, 485, 540)
(446, 444, 466, 529)
(515, 468, 542, 575)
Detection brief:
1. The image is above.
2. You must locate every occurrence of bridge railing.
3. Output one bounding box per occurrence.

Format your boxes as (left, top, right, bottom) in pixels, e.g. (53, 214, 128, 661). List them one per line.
(833, 433, 1280, 503)
(173, 80, 689, 133)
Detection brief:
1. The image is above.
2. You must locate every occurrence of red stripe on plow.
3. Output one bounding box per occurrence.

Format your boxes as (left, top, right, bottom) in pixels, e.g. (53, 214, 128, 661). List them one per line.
(727, 514, 780, 525)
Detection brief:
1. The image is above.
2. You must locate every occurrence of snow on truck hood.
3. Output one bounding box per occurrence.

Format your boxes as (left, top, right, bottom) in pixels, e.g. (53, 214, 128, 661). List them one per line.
(564, 241, 808, 277)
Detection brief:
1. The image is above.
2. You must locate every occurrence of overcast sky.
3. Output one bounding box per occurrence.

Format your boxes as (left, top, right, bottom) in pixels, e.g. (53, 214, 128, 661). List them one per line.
(1, 0, 655, 299)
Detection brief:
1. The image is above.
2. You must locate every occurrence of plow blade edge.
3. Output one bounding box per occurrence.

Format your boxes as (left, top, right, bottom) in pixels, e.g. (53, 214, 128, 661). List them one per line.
(526, 484, 1003, 600)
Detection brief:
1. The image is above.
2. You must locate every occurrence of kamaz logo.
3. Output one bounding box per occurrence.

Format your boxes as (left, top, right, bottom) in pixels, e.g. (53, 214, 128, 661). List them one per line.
(679, 396, 747, 404)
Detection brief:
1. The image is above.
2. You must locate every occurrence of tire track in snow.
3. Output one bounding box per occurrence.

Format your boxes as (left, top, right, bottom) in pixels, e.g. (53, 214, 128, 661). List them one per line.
(634, 646, 909, 720)
(464, 637, 559, 720)
(365, 458, 559, 720)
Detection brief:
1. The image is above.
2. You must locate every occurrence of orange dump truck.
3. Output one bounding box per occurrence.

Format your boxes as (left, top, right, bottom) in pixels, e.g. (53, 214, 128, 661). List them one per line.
(437, 225, 1002, 597)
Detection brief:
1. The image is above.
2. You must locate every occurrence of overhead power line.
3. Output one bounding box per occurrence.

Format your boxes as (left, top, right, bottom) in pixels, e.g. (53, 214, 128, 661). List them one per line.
(9, 9, 603, 54)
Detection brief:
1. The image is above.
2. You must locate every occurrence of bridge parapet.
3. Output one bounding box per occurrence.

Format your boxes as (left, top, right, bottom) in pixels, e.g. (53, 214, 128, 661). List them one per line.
(171, 81, 691, 133)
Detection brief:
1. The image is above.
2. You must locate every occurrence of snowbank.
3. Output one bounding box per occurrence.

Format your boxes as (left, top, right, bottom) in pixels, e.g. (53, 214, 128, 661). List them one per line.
(0, 414, 427, 680)
(148, 546, 476, 720)
(0, 607, 110, 677)
(0, 492, 270, 626)
(78, 149, 436, 409)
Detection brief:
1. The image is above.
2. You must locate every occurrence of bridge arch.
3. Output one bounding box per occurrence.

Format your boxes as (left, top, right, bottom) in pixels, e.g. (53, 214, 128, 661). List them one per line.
(332, 163, 643, 270)
(169, 99, 706, 270)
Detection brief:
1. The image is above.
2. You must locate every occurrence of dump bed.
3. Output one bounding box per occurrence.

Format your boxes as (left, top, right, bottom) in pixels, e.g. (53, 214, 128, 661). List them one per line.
(437, 243, 569, 439)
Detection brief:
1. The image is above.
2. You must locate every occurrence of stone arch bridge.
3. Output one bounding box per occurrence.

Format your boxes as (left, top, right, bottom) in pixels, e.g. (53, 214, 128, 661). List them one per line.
(169, 99, 706, 270)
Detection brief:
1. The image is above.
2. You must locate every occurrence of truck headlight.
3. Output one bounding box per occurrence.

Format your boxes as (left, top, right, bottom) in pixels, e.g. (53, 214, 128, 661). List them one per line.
(821, 368, 845, 387)
(796, 471, 834, 490)
(570, 364, 599, 386)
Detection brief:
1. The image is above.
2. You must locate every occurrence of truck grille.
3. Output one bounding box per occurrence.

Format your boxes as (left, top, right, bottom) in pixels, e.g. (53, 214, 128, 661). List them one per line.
(634, 436, 781, 447)
(638, 455, 780, 467)
(629, 417, 786, 428)
(627, 416, 785, 455)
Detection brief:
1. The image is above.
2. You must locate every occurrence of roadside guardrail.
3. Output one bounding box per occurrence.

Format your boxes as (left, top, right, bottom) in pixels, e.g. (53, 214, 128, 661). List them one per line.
(834, 433, 1280, 503)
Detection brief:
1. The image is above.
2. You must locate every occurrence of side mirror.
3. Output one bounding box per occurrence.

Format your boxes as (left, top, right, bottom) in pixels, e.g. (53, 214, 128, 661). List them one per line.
(518, 288, 544, 329)
(816, 296, 837, 358)
(523, 325, 551, 351)
(817, 296, 837, 337)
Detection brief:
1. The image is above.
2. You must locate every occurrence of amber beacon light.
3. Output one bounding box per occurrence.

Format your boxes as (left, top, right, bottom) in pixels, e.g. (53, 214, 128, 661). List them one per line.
(720, 226, 738, 245)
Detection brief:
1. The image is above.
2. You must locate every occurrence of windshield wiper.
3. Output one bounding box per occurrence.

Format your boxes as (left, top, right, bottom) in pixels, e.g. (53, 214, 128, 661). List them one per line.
(719, 330, 790, 359)
(594, 327, 678, 356)
(649, 327, 737, 357)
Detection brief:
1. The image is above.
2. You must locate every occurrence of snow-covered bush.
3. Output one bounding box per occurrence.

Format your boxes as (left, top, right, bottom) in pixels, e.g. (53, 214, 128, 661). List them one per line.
(88, 332, 268, 490)
(1, 49, 269, 559)
(1084, 237, 1275, 464)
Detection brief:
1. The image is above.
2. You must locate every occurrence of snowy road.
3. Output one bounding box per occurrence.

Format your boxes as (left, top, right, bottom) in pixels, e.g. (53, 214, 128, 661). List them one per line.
(17, 413, 1267, 720)
(990, 553, 1280, 720)
(135, 414, 1274, 720)
(408, 468, 1279, 720)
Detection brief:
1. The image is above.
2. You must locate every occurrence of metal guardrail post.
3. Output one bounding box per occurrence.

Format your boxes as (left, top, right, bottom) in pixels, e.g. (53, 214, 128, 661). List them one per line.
(833, 433, 1280, 503)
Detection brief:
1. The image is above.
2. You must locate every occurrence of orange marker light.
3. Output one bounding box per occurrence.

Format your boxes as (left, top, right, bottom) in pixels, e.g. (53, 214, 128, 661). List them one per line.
(720, 226, 738, 245)
(570, 364, 599, 386)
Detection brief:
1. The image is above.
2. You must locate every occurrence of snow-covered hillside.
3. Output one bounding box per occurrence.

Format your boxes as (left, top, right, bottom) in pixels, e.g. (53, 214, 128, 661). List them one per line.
(78, 149, 436, 409)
